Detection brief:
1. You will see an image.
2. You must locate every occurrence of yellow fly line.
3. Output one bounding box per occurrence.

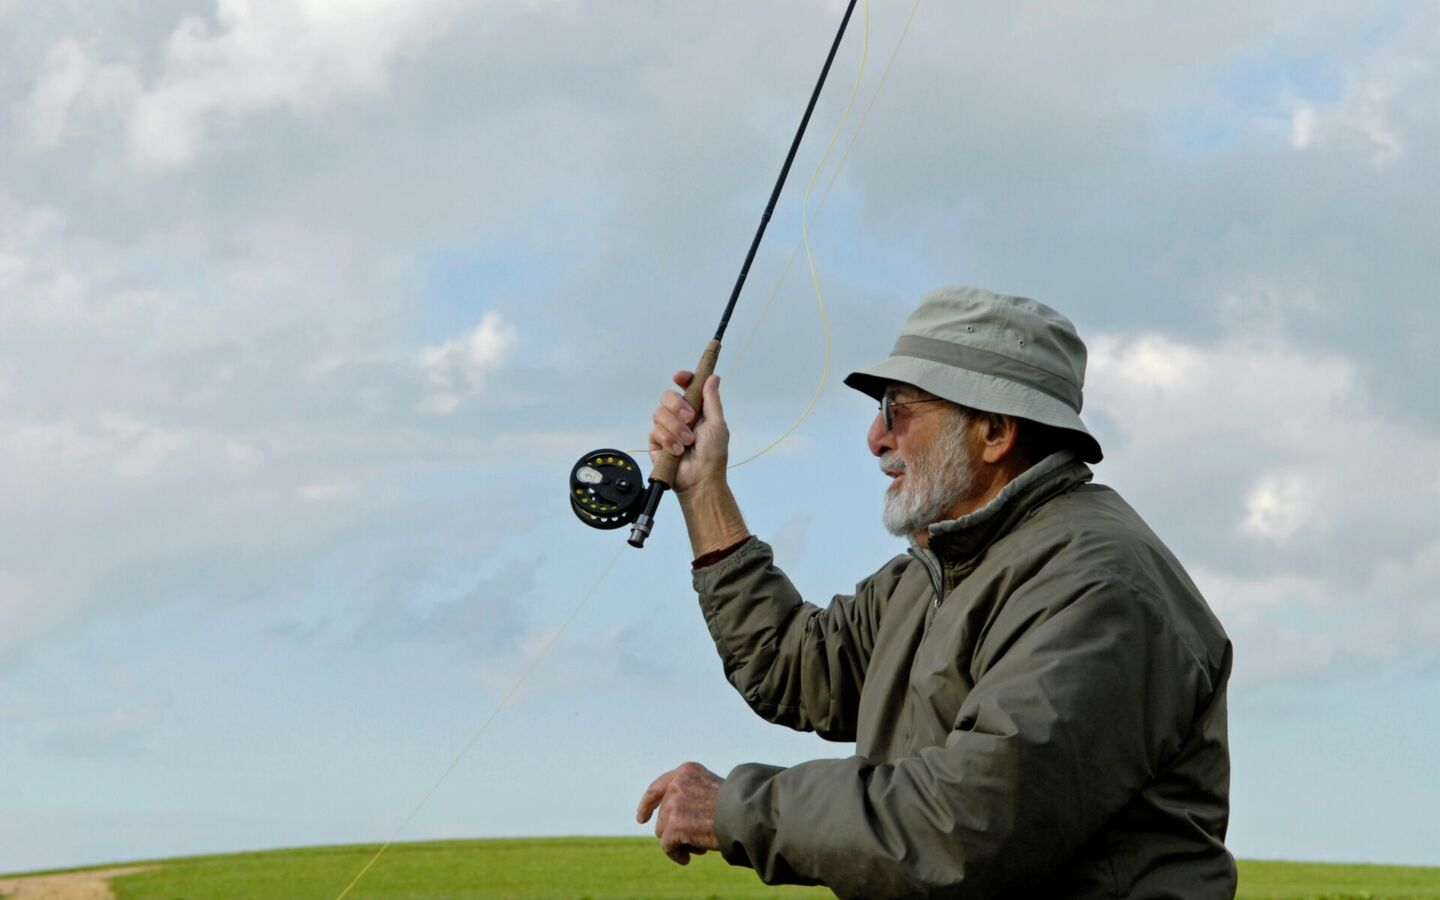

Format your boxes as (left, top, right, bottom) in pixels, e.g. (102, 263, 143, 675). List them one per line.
(625, 0, 924, 465)
(728, 0, 925, 468)
(729, 0, 925, 372)
(723, 0, 869, 470)
(334, 546, 627, 900)
(335, 2, 931, 894)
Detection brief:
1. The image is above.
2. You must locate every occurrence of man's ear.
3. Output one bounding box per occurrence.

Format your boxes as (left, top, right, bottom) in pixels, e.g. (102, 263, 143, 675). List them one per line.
(977, 413, 1020, 465)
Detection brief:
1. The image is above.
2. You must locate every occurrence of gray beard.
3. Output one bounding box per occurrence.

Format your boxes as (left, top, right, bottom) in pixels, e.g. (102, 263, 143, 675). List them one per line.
(881, 410, 975, 537)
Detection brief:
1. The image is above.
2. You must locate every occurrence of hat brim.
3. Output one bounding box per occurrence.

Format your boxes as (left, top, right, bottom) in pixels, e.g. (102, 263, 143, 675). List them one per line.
(845, 356, 1103, 463)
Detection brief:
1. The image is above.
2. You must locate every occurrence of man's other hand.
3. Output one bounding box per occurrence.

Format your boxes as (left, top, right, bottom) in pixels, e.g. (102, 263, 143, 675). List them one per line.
(649, 371, 729, 495)
(635, 761, 723, 865)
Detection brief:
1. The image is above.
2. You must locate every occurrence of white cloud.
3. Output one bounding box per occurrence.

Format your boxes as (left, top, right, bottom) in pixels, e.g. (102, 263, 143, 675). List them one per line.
(1241, 470, 1320, 542)
(1190, 568, 1341, 686)
(417, 312, 517, 414)
(1287, 40, 1434, 167)
(26, 39, 141, 146)
(0, 191, 532, 661)
(29, 0, 472, 167)
(0, 571, 78, 667)
(0, 0, 1437, 871)
(1089, 323, 1440, 681)
(1, 416, 191, 479)
(1088, 330, 1358, 457)
(298, 481, 355, 503)
(1289, 106, 1318, 149)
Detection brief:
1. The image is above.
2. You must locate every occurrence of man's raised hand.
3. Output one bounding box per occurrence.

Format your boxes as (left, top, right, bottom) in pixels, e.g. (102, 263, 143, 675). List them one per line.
(648, 371, 729, 495)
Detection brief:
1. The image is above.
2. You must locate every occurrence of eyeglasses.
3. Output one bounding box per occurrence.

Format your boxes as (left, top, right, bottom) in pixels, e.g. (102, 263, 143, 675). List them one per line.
(880, 393, 948, 431)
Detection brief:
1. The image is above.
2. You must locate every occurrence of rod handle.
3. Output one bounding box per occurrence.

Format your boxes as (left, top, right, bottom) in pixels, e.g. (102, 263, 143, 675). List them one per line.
(650, 339, 721, 487)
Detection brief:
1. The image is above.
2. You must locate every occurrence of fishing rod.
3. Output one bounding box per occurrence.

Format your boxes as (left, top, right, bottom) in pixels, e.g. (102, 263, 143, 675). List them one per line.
(570, 0, 860, 548)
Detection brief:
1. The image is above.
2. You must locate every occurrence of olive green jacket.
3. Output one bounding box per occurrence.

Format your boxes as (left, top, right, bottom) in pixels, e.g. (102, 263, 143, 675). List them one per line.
(694, 454, 1234, 899)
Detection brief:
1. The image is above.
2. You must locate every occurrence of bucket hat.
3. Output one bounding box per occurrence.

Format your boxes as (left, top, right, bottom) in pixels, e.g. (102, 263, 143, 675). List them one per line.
(844, 286, 1102, 463)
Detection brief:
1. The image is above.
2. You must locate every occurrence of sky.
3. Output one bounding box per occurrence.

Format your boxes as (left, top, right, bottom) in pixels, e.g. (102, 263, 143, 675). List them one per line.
(2, 0, 1439, 878)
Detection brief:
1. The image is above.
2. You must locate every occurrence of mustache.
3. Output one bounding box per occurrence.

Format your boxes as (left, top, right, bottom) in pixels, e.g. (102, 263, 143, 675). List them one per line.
(880, 453, 907, 474)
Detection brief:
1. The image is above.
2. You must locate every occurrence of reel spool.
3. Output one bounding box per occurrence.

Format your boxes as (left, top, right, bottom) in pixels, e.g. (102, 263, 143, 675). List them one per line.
(570, 449, 646, 530)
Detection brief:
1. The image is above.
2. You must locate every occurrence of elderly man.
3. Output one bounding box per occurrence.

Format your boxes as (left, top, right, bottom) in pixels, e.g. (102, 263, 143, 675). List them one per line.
(636, 287, 1235, 898)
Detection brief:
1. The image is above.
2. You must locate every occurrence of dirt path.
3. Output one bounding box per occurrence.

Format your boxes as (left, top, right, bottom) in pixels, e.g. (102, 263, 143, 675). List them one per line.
(0, 867, 152, 900)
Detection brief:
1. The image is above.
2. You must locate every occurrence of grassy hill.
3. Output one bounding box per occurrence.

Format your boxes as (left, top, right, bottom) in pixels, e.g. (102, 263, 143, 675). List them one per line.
(5, 838, 1439, 899)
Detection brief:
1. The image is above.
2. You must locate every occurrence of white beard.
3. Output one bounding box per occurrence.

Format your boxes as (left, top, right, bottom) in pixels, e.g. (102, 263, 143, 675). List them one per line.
(881, 410, 975, 537)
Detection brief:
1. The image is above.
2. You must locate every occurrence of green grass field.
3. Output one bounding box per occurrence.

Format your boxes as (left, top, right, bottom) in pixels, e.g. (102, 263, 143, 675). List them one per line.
(5, 838, 1438, 899)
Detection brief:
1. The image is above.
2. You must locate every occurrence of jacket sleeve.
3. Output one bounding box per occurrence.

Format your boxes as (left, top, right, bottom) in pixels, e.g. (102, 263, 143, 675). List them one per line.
(693, 536, 909, 742)
(712, 577, 1221, 899)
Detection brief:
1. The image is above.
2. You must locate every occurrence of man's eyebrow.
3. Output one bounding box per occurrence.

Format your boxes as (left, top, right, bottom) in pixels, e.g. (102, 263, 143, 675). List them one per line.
(885, 386, 930, 402)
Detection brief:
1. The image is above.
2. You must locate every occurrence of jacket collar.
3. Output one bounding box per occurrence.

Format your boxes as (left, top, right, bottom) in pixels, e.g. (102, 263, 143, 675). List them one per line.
(915, 451, 1093, 568)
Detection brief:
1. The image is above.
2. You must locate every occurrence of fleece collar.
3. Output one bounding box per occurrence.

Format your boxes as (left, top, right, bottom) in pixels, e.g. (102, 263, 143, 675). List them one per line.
(916, 450, 1092, 568)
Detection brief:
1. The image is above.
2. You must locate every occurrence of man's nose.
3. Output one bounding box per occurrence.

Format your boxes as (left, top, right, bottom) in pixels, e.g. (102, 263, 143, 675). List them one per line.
(867, 411, 892, 457)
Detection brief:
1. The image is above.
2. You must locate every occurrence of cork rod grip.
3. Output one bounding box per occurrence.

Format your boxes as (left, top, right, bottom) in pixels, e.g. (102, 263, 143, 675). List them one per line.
(650, 339, 721, 486)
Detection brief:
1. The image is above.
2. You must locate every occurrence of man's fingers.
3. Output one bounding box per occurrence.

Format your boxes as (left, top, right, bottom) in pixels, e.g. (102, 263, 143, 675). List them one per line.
(661, 833, 692, 866)
(636, 770, 674, 824)
(655, 796, 670, 839)
(642, 763, 721, 867)
(660, 389, 696, 425)
(652, 407, 693, 446)
(672, 369, 694, 390)
(648, 425, 683, 457)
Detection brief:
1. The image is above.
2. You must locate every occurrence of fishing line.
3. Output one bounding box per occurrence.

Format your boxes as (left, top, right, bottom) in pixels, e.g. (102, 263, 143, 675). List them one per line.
(619, 0, 921, 463)
(333, 546, 625, 900)
(724, 0, 870, 470)
(727, 0, 924, 468)
(626, 0, 925, 467)
(729, 0, 925, 373)
(336, 0, 925, 892)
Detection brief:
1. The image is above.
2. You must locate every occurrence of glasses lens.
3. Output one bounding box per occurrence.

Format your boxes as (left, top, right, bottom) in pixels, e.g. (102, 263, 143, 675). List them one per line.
(882, 393, 893, 431)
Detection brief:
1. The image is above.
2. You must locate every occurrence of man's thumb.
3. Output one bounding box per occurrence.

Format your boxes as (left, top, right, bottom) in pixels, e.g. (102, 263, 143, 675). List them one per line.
(701, 374, 724, 422)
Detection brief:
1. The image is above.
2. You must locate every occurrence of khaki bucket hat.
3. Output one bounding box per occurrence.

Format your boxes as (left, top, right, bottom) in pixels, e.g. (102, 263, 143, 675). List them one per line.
(844, 286, 1102, 463)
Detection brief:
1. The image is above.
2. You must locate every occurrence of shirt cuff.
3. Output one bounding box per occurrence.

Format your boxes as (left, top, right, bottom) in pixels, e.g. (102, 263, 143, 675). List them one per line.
(692, 535, 754, 571)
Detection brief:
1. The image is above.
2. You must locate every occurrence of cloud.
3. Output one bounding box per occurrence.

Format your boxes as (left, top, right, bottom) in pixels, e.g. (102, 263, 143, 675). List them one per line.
(356, 560, 535, 657)
(298, 481, 356, 503)
(1, 659, 175, 758)
(0, 189, 538, 663)
(1189, 568, 1342, 686)
(28, 0, 470, 167)
(1288, 34, 1434, 167)
(0, 0, 1437, 871)
(1088, 324, 1440, 684)
(25, 39, 141, 146)
(4, 0, 1435, 690)
(417, 312, 517, 415)
(44, 706, 161, 759)
(0, 572, 53, 668)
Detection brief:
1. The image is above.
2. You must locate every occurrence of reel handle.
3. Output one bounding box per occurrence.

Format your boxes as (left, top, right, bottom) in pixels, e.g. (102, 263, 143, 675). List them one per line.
(628, 339, 721, 548)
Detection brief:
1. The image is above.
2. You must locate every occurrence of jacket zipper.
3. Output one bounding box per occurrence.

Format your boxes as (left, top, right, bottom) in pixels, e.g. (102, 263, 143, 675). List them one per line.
(909, 547, 946, 609)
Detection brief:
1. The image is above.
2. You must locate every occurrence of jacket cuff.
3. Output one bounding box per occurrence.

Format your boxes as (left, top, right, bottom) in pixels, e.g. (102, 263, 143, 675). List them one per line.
(691, 535, 767, 591)
(715, 762, 784, 871)
(692, 535, 754, 570)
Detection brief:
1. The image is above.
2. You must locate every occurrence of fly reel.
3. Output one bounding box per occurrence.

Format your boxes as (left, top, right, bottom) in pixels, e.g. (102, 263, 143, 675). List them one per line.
(570, 449, 647, 530)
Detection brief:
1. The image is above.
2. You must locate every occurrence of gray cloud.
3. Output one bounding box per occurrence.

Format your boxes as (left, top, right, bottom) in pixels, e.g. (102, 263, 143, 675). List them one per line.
(355, 559, 536, 656)
(1, 0, 1436, 688)
(1088, 325, 1440, 686)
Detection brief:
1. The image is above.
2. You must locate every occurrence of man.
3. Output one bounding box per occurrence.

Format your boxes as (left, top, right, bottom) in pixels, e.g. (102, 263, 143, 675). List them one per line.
(635, 287, 1235, 898)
